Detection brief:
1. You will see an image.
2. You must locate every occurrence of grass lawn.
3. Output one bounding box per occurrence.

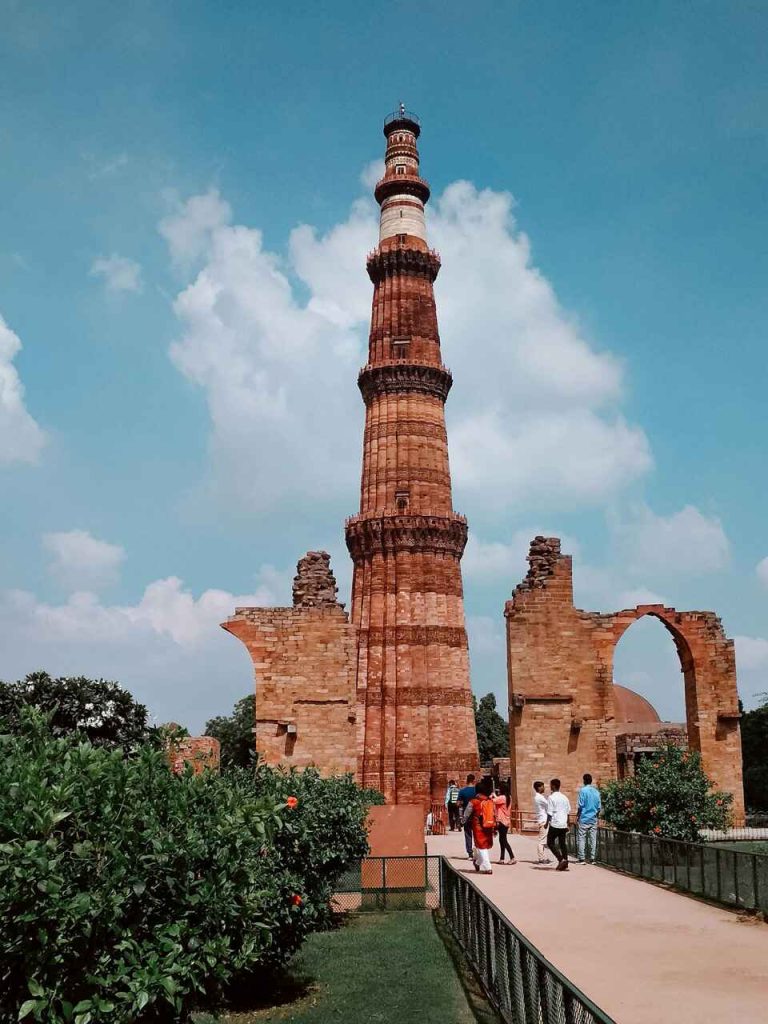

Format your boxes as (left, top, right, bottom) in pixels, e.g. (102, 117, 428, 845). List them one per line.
(709, 840, 768, 856)
(216, 912, 479, 1024)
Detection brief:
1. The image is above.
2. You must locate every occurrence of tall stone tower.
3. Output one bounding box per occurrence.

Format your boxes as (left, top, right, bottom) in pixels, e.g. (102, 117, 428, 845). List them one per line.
(345, 108, 479, 806)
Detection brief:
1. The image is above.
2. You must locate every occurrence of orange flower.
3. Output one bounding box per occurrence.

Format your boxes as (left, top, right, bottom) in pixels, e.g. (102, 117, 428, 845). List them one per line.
(291, 894, 302, 906)
(286, 796, 298, 810)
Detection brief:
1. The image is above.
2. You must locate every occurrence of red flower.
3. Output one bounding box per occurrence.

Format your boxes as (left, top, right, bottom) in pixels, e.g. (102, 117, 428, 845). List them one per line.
(653, 826, 661, 834)
(291, 894, 302, 906)
(286, 796, 298, 810)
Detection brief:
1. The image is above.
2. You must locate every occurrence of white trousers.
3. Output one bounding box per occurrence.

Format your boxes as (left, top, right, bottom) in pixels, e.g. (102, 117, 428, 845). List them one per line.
(474, 846, 492, 873)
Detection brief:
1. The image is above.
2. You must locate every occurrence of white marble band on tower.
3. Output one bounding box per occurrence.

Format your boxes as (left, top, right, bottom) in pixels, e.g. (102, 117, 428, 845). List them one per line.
(379, 195, 427, 241)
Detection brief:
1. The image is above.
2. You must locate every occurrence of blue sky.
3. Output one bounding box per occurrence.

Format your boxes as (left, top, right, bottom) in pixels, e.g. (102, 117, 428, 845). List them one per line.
(1, 1, 767, 731)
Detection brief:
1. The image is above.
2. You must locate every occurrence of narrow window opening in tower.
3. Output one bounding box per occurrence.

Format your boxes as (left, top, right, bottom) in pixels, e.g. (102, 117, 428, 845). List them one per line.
(395, 489, 410, 513)
(396, 164, 406, 174)
(392, 336, 410, 358)
(397, 233, 407, 244)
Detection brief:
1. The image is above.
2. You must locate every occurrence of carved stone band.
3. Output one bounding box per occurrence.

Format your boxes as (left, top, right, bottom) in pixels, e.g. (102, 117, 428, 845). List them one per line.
(360, 751, 478, 773)
(366, 246, 441, 283)
(345, 513, 468, 559)
(358, 362, 452, 403)
(358, 625, 468, 648)
(359, 685, 473, 707)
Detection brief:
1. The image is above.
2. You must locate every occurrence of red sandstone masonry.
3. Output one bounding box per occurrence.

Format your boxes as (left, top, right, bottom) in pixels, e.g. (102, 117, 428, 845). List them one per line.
(221, 553, 357, 776)
(345, 114, 478, 806)
(505, 536, 745, 823)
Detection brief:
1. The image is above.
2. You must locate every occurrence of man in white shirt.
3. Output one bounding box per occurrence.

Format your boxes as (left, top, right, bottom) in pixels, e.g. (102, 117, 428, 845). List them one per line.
(533, 781, 551, 864)
(546, 778, 571, 871)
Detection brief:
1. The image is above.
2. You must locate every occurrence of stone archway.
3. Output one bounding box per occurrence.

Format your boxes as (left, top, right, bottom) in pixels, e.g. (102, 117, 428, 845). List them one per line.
(505, 537, 744, 823)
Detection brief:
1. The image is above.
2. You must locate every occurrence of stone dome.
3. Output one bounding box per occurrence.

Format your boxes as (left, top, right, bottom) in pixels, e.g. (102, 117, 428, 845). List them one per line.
(613, 684, 661, 724)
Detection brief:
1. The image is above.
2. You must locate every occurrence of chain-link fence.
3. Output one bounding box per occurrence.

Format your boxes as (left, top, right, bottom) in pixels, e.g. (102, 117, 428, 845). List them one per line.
(440, 859, 615, 1024)
(331, 855, 441, 912)
(567, 826, 768, 913)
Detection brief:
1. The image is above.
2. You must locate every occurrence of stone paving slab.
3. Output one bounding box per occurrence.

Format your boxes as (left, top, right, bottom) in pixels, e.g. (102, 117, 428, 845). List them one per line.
(428, 831, 768, 1024)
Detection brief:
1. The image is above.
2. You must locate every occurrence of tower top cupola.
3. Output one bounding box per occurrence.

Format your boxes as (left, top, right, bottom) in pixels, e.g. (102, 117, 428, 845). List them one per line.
(374, 104, 430, 245)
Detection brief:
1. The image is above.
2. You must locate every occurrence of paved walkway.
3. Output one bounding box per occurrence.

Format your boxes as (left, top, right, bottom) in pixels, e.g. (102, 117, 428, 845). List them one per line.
(428, 831, 768, 1024)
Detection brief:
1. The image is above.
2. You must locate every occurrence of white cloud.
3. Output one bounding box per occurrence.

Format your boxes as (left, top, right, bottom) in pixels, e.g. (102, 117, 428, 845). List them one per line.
(463, 528, 581, 584)
(159, 189, 232, 271)
(614, 504, 730, 576)
(90, 254, 143, 293)
(360, 159, 385, 190)
(0, 314, 45, 464)
(617, 587, 668, 608)
(0, 567, 285, 730)
(43, 529, 126, 591)
(756, 556, 768, 587)
(161, 175, 653, 514)
(735, 635, 768, 672)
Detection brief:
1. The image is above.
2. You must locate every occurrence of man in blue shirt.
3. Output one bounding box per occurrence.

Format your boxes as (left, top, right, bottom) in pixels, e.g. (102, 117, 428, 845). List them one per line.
(576, 773, 602, 864)
(457, 774, 476, 858)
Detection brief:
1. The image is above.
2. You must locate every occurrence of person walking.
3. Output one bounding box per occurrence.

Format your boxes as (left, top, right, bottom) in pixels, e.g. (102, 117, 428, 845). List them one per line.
(463, 777, 496, 874)
(576, 773, 602, 864)
(457, 773, 476, 858)
(493, 782, 516, 864)
(533, 781, 551, 864)
(444, 778, 461, 831)
(546, 778, 571, 871)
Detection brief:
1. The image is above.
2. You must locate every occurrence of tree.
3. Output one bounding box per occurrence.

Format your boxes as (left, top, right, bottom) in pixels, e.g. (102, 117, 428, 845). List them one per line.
(474, 692, 509, 764)
(0, 671, 151, 750)
(602, 743, 732, 840)
(741, 694, 768, 812)
(205, 693, 256, 768)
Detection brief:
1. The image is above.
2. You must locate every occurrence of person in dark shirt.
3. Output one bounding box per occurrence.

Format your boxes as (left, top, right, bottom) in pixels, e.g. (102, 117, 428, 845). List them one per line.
(457, 773, 477, 858)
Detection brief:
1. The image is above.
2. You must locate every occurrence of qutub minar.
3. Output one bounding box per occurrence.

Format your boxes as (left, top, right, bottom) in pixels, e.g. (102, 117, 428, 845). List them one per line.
(223, 108, 744, 821)
(345, 106, 478, 802)
(224, 107, 479, 808)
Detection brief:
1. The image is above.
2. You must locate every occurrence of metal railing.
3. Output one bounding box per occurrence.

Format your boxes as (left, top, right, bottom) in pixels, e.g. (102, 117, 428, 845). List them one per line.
(332, 855, 441, 912)
(567, 826, 768, 913)
(440, 858, 615, 1024)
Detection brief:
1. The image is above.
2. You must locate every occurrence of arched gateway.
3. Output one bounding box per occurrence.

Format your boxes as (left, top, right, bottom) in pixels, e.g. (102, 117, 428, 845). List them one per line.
(505, 537, 744, 823)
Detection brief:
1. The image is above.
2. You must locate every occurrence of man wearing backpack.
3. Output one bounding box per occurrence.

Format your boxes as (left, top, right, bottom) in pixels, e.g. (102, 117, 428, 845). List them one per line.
(444, 778, 461, 831)
(457, 773, 477, 857)
(462, 777, 496, 874)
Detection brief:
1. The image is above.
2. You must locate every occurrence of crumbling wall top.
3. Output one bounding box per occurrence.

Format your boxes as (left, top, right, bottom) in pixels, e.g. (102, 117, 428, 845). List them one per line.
(517, 536, 562, 592)
(292, 550, 340, 608)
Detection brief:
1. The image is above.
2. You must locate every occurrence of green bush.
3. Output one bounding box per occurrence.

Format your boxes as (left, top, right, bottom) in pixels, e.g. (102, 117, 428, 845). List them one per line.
(0, 714, 374, 1023)
(602, 743, 732, 841)
(246, 767, 381, 932)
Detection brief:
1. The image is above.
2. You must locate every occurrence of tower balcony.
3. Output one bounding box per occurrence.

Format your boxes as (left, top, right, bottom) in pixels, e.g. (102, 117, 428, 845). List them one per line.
(366, 245, 441, 283)
(384, 109, 421, 137)
(375, 174, 430, 206)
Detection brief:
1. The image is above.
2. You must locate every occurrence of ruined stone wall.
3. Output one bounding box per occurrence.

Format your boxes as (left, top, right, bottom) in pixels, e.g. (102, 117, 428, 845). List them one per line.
(222, 552, 358, 776)
(168, 736, 221, 775)
(506, 537, 745, 823)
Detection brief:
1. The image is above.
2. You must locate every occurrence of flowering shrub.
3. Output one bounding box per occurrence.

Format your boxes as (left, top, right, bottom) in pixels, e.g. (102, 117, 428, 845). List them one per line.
(602, 744, 732, 840)
(245, 766, 383, 935)
(0, 672, 151, 751)
(0, 714, 376, 1023)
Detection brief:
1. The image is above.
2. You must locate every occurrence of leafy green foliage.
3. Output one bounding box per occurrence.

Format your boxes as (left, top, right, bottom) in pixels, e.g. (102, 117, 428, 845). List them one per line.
(740, 695, 768, 812)
(602, 743, 732, 840)
(0, 712, 375, 1023)
(204, 695, 256, 769)
(473, 693, 509, 764)
(0, 672, 151, 751)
